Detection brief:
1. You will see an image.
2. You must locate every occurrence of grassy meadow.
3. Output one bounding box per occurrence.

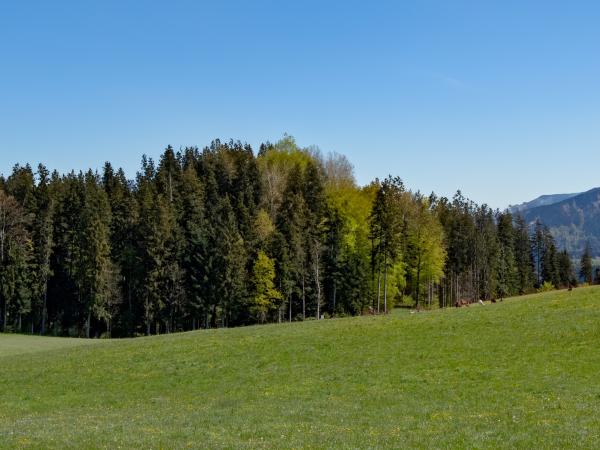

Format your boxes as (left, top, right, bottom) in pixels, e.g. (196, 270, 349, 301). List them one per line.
(2, 286, 600, 448)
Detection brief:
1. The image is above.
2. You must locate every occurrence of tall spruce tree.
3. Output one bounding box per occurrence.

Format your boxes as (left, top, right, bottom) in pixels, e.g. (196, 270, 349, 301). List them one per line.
(513, 215, 535, 294)
(580, 242, 593, 285)
(0, 190, 33, 332)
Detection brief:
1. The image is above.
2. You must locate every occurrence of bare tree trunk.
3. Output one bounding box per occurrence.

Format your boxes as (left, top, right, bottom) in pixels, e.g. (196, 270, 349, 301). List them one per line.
(332, 282, 337, 317)
(415, 253, 422, 308)
(86, 309, 91, 339)
(315, 242, 321, 320)
(128, 279, 133, 335)
(41, 287, 48, 335)
(376, 257, 382, 314)
(383, 252, 388, 314)
(145, 297, 151, 335)
(210, 304, 217, 328)
(302, 275, 306, 320)
(443, 279, 446, 308)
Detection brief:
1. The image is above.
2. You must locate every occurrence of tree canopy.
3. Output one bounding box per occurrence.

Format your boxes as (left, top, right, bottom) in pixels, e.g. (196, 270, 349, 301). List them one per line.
(0, 137, 581, 337)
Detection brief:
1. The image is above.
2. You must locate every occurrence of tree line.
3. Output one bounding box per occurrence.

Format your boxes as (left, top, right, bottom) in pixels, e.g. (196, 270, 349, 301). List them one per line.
(0, 136, 582, 337)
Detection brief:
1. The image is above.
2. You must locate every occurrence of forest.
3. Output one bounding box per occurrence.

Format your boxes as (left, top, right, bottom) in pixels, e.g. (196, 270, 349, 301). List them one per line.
(0, 136, 583, 337)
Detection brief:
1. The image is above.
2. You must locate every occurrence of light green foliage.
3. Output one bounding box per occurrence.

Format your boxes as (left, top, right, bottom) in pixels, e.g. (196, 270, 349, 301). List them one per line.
(254, 208, 275, 244)
(250, 250, 283, 323)
(2, 287, 600, 448)
(406, 197, 446, 306)
(326, 184, 374, 252)
(380, 260, 406, 308)
(257, 134, 316, 220)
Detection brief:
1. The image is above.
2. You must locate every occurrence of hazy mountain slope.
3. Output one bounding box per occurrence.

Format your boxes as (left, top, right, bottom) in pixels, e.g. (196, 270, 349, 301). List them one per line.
(509, 192, 580, 214)
(519, 187, 600, 256)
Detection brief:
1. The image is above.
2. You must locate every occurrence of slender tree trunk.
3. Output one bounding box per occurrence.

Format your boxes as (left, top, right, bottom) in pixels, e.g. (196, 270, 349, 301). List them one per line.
(302, 275, 306, 320)
(376, 256, 382, 314)
(210, 304, 217, 328)
(415, 253, 422, 308)
(332, 282, 337, 316)
(146, 307, 151, 335)
(442, 279, 446, 308)
(315, 244, 321, 320)
(2, 299, 6, 333)
(41, 287, 47, 335)
(127, 279, 133, 336)
(86, 309, 91, 339)
(383, 251, 388, 314)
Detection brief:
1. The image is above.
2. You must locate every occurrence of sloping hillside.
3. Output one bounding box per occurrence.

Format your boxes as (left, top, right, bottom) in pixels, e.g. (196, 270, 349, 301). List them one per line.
(509, 192, 580, 214)
(2, 287, 600, 449)
(519, 188, 600, 256)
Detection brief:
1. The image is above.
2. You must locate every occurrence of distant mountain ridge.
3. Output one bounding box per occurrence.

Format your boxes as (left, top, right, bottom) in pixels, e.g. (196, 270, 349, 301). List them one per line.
(508, 192, 580, 214)
(511, 188, 600, 257)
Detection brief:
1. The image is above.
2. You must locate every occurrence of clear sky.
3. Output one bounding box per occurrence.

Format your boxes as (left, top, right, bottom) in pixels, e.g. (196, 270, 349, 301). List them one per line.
(1, 1, 599, 209)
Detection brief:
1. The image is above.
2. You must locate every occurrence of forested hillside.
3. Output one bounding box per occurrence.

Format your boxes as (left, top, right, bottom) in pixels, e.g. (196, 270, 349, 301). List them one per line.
(519, 188, 600, 257)
(0, 136, 578, 337)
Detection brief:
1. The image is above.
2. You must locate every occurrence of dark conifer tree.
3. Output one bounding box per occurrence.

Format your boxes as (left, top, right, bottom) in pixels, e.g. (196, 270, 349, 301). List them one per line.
(513, 215, 535, 294)
(580, 242, 593, 285)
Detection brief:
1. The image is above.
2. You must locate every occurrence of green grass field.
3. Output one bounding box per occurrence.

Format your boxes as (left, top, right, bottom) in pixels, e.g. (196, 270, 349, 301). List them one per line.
(2, 287, 600, 449)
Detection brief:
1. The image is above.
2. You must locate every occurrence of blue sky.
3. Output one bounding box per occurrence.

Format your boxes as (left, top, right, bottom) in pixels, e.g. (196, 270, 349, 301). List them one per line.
(1, 1, 599, 209)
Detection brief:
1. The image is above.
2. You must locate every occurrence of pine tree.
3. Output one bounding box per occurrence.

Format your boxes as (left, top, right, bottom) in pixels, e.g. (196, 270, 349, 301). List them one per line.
(0, 190, 33, 332)
(32, 164, 55, 334)
(496, 212, 518, 299)
(136, 157, 177, 335)
(580, 242, 593, 285)
(540, 227, 559, 287)
(557, 250, 576, 288)
(77, 171, 112, 338)
(103, 163, 138, 335)
(276, 165, 308, 320)
(532, 220, 545, 287)
(369, 176, 406, 313)
(303, 160, 327, 319)
(513, 215, 535, 294)
(179, 162, 207, 330)
(213, 195, 247, 327)
(473, 205, 499, 301)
